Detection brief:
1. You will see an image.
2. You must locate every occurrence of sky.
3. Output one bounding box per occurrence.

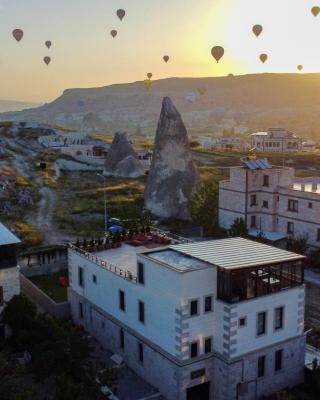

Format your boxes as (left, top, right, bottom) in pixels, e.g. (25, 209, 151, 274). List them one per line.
(0, 0, 320, 102)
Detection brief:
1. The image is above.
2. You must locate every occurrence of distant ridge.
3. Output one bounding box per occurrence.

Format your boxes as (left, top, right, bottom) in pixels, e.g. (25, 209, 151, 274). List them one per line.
(1, 73, 320, 137)
(0, 100, 42, 113)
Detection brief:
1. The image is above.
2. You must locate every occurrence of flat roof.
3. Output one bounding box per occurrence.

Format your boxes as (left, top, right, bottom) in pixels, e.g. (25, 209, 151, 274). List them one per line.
(0, 223, 21, 246)
(249, 229, 286, 242)
(169, 237, 304, 270)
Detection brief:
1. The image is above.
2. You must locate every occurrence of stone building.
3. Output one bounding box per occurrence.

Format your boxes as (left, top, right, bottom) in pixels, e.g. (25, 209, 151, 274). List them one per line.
(0, 222, 21, 339)
(251, 128, 302, 153)
(219, 159, 320, 249)
(68, 237, 305, 400)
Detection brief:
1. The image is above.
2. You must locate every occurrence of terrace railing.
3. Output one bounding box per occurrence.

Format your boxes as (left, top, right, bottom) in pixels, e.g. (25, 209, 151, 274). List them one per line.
(152, 228, 194, 244)
(69, 244, 137, 284)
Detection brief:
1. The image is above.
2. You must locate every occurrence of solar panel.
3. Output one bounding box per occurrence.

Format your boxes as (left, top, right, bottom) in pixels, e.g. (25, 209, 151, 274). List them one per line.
(243, 159, 272, 170)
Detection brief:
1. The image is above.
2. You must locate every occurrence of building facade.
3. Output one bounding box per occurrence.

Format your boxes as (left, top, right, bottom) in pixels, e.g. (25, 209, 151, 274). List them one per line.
(0, 223, 21, 339)
(68, 238, 306, 400)
(219, 160, 320, 249)
(251, 128, 302, 153)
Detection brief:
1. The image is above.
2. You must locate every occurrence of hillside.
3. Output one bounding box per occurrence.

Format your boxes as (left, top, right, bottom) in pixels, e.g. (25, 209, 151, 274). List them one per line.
(0, 100, 42, 113)
(2, 73, 320, 138)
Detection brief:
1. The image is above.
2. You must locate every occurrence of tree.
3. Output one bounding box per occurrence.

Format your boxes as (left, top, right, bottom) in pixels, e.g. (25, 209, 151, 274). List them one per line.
(286, 235, 308, 255)
(189, 178, 219, 235)
(190, 140, 200, 148)
(229, 218, 248, 237)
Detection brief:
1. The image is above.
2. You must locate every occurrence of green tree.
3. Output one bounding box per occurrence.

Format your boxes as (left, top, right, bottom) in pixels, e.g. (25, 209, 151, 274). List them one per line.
(229, 218, 248, 237)
(287, 235, 308, 255)
(190, 140, 200, 148)
(189, 178, 219, 235)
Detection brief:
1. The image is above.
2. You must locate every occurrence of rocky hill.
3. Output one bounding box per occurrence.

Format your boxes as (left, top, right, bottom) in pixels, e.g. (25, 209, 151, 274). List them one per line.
(0, 100, 42, 113)
(2, 73, 320, 137)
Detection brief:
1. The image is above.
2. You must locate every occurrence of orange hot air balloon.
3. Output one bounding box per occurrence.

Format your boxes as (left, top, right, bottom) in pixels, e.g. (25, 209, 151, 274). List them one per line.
(259, 53, 268, 63)
(147, 72, 153, 79)
(211, 46, 224, 63)
(311, 6, 320, 17)
(252, 24, 263, 37)
(12, 29, 23, 42)
(43, 56, 51, 66)
(297, 65, 303, 71)
(144, 79, 152, 89)
(45, 41, 52, 49)
(111, 30, 118, 38)
(163, 55, 169, 63)
(117, 9, 126, 21)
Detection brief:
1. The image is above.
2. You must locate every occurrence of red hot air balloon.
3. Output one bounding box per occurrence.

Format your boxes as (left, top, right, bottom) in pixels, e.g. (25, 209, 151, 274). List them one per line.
(12, 29, 24, 42)
(43, 56, 51, 66)
(211, 46, 224, 63)
(147, 72, 153, 79)
(252, 25, 263, 37)
(117, 9, 126, 21)
(259, 53, 268, 63)
(163, 55, 169, 63)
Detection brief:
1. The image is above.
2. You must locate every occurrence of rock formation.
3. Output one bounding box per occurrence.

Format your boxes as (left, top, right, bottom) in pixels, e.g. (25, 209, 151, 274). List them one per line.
(144, 97, 200, 220)
(104, 132, 144, 178)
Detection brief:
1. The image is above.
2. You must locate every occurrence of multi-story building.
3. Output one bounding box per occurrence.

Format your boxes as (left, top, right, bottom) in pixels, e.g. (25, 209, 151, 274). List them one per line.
(68, 237, 306, 400)
(219, 159, 320, 249)
(0, 222, 21, 339)
(251, 128, 302, 153)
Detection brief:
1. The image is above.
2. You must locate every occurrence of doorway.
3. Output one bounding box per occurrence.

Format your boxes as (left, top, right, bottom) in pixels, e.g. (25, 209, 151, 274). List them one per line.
(187, 381, 210, 400)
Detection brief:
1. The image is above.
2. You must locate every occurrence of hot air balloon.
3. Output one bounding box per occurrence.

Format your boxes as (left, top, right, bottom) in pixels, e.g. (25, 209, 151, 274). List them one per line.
(147, 72, 153, 79)
(111, 30, 118, 38)
(43, 56, 51, 66)
(252, 25, 263, 37)
(197, 86, 206, 95)
(311, 6, 320, 17)
(117, 9, 126, 21)
(259, 53, 268, 63)
(12, 29, 23, 42)
(144, 79, 152, 89)
(297, 65, 303, 71)
(45, 41, 52, 49)
(186, 92, 197, 104)
(163, 55, 169, 63)
(211, 46, 224, 63)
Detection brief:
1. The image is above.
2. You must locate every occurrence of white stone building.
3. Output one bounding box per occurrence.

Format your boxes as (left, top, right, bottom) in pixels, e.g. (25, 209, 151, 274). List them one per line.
(251, 128, 302, 152)
(0, 223, 21, 339)
(68, 237, 305, 400)
(219, 159, 320, 249)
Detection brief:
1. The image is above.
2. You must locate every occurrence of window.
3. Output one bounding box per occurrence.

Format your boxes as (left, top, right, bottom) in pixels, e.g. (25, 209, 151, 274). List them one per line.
(250, 215, 256, 228)
(190, 299, 199, 316)
(138, 262, 145, 285)
(120, 328, 124, 349)
(274, 306, 284, 330)
(190, 341, 198, 358)
(288, 199, 298, 212)
(138, 342, 144, 363)
(92, 274, 97, 284)
(204, 337, 212, 354)
(262, 200, 269, 208)
(275, 349, 283, 371)
(287, 222, 294, 235)
(309, 202, 313, 209)
(139, 301, 145, 323)
(239, 317, 247, 327)
(317, 229, 320, 242)
(263, 175, 269, 187)
(257, 355, 266, 378)
(257, 312, 267, 336)
(0, 286, 3, 306)
(119, 290, 126, 312)
(79, 302, 83, 319)
(204, 295, 213, 313)
(250, 195, 257, 206)
(78, 267, 84, 287)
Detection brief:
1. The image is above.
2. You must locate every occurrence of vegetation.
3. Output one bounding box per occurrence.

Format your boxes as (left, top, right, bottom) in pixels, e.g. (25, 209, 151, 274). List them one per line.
(189, 178, 219, 235)
(287, 235, 308, 255)
(228, 218, 248, 237)
(2, 294, 118, 400)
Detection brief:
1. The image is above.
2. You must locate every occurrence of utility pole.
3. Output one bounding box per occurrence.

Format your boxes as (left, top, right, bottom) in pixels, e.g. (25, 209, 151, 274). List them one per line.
(97, 173, 107, 234)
